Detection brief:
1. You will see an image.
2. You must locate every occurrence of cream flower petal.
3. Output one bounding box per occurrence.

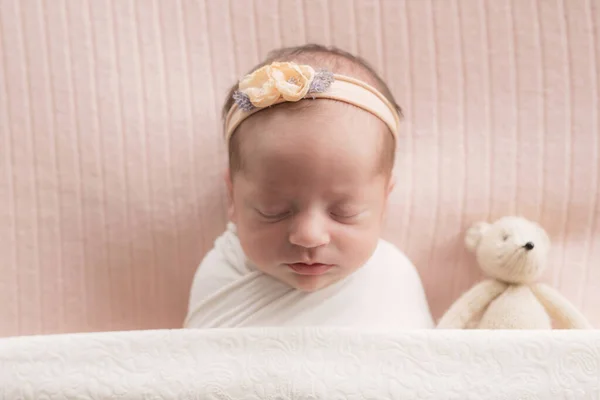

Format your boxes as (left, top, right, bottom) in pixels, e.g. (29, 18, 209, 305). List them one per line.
(276, 82, 303, 101)
(269, 67, 286, 81)
(238, 65, 281, 107)
(244, 83, 280, 108)
(270, 62, 315, 101)
(238, 65, 270, 90)
(298, 65, 316, 81)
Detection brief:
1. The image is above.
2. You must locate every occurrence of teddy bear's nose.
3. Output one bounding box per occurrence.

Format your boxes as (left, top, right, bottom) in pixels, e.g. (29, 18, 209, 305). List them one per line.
(524, 242, 534, 251)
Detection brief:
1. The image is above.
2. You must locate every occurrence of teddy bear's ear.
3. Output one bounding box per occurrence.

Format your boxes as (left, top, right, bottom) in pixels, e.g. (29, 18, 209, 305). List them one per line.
(535, 223, 551, 248)
(465, 222, 490, 252)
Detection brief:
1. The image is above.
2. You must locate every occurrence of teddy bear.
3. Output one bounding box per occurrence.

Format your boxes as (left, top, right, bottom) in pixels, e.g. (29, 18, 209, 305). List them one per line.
(437, 216, 592, 329)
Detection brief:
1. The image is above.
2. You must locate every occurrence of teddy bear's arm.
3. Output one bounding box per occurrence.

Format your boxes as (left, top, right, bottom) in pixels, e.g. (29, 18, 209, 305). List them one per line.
(530, 283, 593, 329)
(436, 279, 508, 329)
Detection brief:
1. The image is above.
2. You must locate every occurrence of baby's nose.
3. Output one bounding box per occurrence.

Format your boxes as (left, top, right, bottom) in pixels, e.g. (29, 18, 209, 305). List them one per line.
(289, 213, 330, 249)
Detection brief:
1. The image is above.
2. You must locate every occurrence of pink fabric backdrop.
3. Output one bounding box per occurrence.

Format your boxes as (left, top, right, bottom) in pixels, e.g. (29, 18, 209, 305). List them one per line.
(1, 0, 599, 337)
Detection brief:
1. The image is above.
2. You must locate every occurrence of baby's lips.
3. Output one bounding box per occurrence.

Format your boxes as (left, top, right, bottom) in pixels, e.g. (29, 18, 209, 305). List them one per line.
(287, 263, 333, 276)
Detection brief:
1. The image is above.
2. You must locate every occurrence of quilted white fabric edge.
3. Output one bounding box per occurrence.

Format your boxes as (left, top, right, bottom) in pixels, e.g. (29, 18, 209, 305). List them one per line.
(1, 328, 600, 399)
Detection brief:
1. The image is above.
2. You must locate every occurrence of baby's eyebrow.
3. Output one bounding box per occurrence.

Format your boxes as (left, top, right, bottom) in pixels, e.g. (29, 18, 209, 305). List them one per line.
(248, 184, 289, 197)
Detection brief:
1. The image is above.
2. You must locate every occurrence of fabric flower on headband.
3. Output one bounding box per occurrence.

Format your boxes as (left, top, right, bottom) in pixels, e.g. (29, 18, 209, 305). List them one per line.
(233, 62, 335, 112)
(225, 62, 399, 143)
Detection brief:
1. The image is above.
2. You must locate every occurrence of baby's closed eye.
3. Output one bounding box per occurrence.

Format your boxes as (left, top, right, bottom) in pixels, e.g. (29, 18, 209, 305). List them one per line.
(330, 205, 367, 220)
(255, 207, 291, 220)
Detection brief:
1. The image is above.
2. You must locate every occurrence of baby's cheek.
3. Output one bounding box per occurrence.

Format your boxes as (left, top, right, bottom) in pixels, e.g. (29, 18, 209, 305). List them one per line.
(237, 221, 283, 265)
(335, 227, 380, 267)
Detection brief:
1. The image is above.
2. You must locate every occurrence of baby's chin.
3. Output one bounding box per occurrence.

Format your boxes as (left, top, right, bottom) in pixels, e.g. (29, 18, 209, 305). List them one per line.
(261, 264, 347, 292)
(283, 274, 339, 293)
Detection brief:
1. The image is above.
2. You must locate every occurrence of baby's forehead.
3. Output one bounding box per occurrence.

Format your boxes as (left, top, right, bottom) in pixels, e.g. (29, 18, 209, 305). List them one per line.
(237, 101, 386, 177)
(244, 99, 384, 141)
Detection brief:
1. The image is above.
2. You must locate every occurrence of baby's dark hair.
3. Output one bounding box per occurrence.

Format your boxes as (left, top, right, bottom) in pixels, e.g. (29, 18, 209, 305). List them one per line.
(222, 44, 402, 176)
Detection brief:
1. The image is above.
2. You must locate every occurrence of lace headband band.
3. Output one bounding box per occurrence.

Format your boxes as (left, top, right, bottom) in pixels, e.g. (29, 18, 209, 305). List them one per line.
(224, 62, 400, 144)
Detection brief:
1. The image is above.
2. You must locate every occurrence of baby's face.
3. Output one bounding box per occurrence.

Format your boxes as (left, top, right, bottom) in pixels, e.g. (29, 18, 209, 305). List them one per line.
(228, 101, 393, 292)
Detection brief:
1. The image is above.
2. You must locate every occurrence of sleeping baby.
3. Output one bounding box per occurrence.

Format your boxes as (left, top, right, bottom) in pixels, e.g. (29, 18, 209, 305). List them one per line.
(184, 44, 433, 329)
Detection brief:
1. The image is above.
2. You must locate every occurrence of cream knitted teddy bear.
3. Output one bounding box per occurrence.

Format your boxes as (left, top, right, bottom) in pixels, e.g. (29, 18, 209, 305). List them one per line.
(437, 216, 592, 329)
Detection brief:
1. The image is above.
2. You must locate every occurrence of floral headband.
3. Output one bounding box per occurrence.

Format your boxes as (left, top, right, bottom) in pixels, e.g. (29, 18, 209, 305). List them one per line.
(224, 62, 400, 143)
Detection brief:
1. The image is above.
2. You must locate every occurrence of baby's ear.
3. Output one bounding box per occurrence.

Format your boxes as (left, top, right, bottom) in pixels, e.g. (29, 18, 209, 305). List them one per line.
(386, 174, 396, 197)
(465, 222, 490, 252)
(224, 169, 236, 222)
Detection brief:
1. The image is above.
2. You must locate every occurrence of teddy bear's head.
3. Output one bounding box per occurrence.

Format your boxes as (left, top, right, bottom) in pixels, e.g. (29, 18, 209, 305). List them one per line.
(465, 216, 551, 284)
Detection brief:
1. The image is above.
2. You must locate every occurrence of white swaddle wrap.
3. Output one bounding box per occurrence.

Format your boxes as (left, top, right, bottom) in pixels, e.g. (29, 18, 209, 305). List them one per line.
(184, 224, 433, 329)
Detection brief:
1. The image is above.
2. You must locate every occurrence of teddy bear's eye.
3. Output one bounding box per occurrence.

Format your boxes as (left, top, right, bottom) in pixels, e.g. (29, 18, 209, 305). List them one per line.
(502, 234, 509, 241)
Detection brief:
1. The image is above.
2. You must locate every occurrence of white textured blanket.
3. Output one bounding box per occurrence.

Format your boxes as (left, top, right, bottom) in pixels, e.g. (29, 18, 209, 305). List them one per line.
(2, 328, 599, 399)
(184, 224, 433, 329)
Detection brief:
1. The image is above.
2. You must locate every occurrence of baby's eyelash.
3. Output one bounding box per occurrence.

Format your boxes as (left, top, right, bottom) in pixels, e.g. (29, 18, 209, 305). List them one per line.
(330, 211, 360, 218)
(257, 209, 291, 220)
(330, 208, 366, 220)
